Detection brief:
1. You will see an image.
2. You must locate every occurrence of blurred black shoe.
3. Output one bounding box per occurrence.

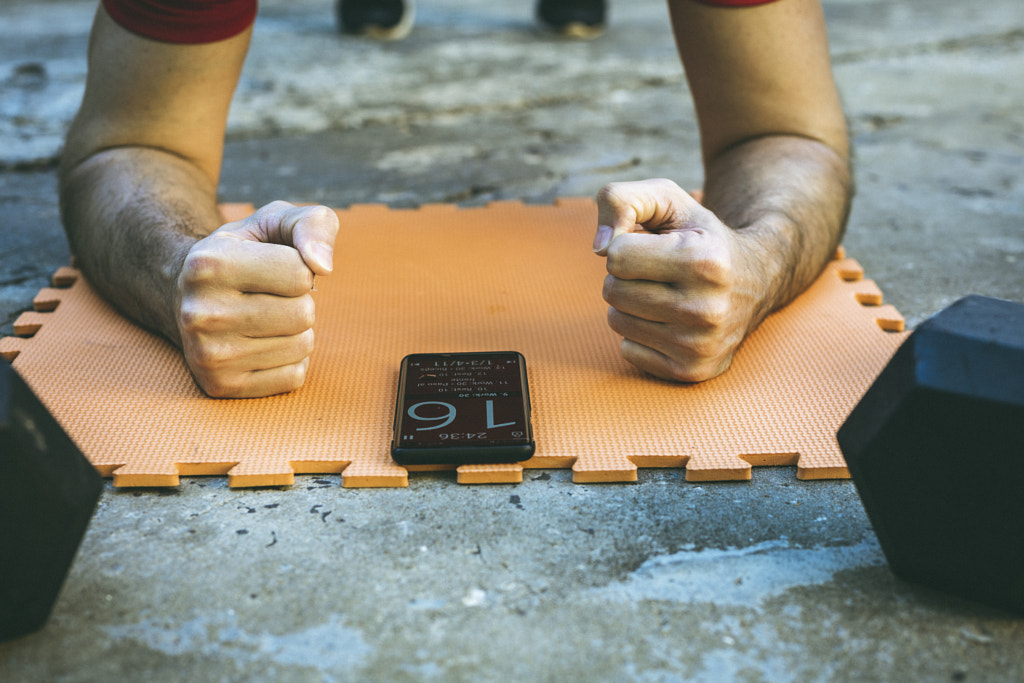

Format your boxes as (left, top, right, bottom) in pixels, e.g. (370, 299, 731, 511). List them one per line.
(536, 0, 607, 39)
(337, 0, 415, 40)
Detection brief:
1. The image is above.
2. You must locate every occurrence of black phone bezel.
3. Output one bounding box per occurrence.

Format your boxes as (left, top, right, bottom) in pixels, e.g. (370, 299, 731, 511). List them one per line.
(390, 351, 535, 466)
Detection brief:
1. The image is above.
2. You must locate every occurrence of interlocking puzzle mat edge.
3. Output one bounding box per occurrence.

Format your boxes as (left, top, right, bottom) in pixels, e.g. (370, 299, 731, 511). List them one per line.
(1, 199, 907, 488)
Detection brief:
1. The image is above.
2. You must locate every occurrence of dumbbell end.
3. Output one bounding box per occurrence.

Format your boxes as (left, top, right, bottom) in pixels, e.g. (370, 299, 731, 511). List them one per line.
(839, 295, 1024, 614)
(1, 362, 103, 641)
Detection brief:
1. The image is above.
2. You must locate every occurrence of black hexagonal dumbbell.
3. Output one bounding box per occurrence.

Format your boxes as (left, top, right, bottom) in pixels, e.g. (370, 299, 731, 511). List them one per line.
(838, 295, 1024, 614)
(1, 361, 103, 641)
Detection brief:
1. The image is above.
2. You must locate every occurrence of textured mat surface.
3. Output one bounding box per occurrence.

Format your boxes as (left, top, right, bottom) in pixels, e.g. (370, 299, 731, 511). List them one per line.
(1, 199, 907, 487)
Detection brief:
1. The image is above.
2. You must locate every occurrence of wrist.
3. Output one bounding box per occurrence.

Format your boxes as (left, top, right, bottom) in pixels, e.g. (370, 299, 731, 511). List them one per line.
(703, 136, 850, 321)
(166, 255, 189, 349)
(725, 225, 783, 336)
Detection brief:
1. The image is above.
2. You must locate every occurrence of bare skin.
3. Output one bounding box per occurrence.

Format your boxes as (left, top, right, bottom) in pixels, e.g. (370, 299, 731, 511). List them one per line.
(59, 7, 338, 398)
(593, 0, 852, 382)
(60, 0, 849, 396)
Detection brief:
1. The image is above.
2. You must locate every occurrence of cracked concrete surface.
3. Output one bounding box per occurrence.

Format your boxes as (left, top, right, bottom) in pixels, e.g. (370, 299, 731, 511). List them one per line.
(1, 0, 1022, 680)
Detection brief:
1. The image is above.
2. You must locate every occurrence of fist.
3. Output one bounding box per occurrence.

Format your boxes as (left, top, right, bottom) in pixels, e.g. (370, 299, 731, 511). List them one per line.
(176, 201, 339, 398)
(594, 179, 762, 382)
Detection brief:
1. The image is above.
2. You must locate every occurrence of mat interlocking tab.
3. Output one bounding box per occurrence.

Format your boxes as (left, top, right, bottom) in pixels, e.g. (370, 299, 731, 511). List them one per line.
(1, 199, 907, 487)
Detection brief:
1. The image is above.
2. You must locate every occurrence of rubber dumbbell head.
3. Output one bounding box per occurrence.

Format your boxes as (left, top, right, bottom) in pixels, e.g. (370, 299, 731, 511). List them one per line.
(838, 295, 1024, 614)
(1, 362, 102, 641)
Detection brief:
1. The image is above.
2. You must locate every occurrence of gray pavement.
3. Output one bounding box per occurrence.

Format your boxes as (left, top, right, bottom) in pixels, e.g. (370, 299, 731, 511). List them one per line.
(1, 0, 1022, 680)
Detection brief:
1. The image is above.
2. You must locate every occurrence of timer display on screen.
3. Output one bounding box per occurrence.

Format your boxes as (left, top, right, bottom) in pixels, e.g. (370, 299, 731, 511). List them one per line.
(392, 352, 535, 465)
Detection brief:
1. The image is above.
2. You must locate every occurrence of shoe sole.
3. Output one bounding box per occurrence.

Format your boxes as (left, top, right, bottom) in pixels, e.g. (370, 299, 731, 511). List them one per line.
(352, 0, 415, 41)
(560, 22, 605, 39)
(538, 20, 606, 40)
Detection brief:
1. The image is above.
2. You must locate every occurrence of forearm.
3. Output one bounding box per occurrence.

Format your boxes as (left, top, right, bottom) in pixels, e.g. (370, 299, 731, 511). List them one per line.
(58, 147, 223, 345)
(701, 134, 853, 327)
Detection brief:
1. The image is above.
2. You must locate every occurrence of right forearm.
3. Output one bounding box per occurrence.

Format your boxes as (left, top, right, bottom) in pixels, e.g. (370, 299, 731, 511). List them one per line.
(54, 9, 330, 398)
(58, 147, 224, 345)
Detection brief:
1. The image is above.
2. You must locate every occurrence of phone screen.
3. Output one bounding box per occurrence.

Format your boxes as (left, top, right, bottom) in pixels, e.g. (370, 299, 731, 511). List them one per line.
(391, 351, 535, 466)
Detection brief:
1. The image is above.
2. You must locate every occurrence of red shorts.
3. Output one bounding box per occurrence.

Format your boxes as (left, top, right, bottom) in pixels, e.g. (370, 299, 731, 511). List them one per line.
(102, 0, 258, 44)
(103, 0, 779, 44)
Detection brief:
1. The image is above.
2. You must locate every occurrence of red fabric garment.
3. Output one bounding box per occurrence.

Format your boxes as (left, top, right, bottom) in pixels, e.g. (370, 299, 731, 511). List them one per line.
(102, 0, 257, 44)
(102, 0, 777, 46)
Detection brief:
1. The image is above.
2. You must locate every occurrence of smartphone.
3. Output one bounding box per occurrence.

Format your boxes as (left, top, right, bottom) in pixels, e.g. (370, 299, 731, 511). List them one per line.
(391, 351, 535, 466)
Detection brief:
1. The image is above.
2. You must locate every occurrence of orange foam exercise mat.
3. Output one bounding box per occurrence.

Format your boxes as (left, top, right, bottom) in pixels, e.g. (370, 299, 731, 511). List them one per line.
(1, 199, 907, 488)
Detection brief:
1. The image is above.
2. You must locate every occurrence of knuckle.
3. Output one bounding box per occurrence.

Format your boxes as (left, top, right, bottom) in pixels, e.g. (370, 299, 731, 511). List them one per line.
(296, 328, 316, 356)
(190, 357, 244, 398)
(605, 245, 632, 276)
(662, 294, 728, 330)
(606, 306, 630, 335)
(259, 200, 294, 215)
(664, 363, 709, 384)
(596, 182, 634, 218)
(657, 348, 719, 384)
(303, 204, 338, 225)
(596, 182, 621, 204)
(668, 354, 732, 384)
(602, 275, 620, 304)
(692, 252, 733, 285)
(295, 268, 316, 293)
(189, 341, 232, 370)
(247, 201, 292, 229)
(180, 249, 226, 286)
(606, 311, 621, 336)
(649, 177, 679, 193)
(299, 297, 316, 329)
(277, 360, 311, 394)
(696, 298, 732, 329)
(674, 332, 721, 362)
(292, 359, 311, 384)
(201, 377, 242, 399)
(178, 301, 219, 334)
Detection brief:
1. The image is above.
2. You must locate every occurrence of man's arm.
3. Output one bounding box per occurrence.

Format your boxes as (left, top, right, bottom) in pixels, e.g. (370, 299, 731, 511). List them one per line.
(593, 0, 851, 382)
(59, 6, 338, 398)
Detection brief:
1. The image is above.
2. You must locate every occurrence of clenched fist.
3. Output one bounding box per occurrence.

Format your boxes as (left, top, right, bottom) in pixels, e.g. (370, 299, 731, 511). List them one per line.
(593, 179, 767, 383)
(175, 201, 339, 398)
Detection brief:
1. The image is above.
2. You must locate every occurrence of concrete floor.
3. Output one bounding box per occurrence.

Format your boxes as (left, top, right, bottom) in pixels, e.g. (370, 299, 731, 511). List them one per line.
(1, 0, 1022, 680)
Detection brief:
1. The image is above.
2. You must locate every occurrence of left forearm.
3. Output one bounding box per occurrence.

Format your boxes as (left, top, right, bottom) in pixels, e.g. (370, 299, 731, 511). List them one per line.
(599, 0, 851, 382)
(701, 134, 853, 326)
